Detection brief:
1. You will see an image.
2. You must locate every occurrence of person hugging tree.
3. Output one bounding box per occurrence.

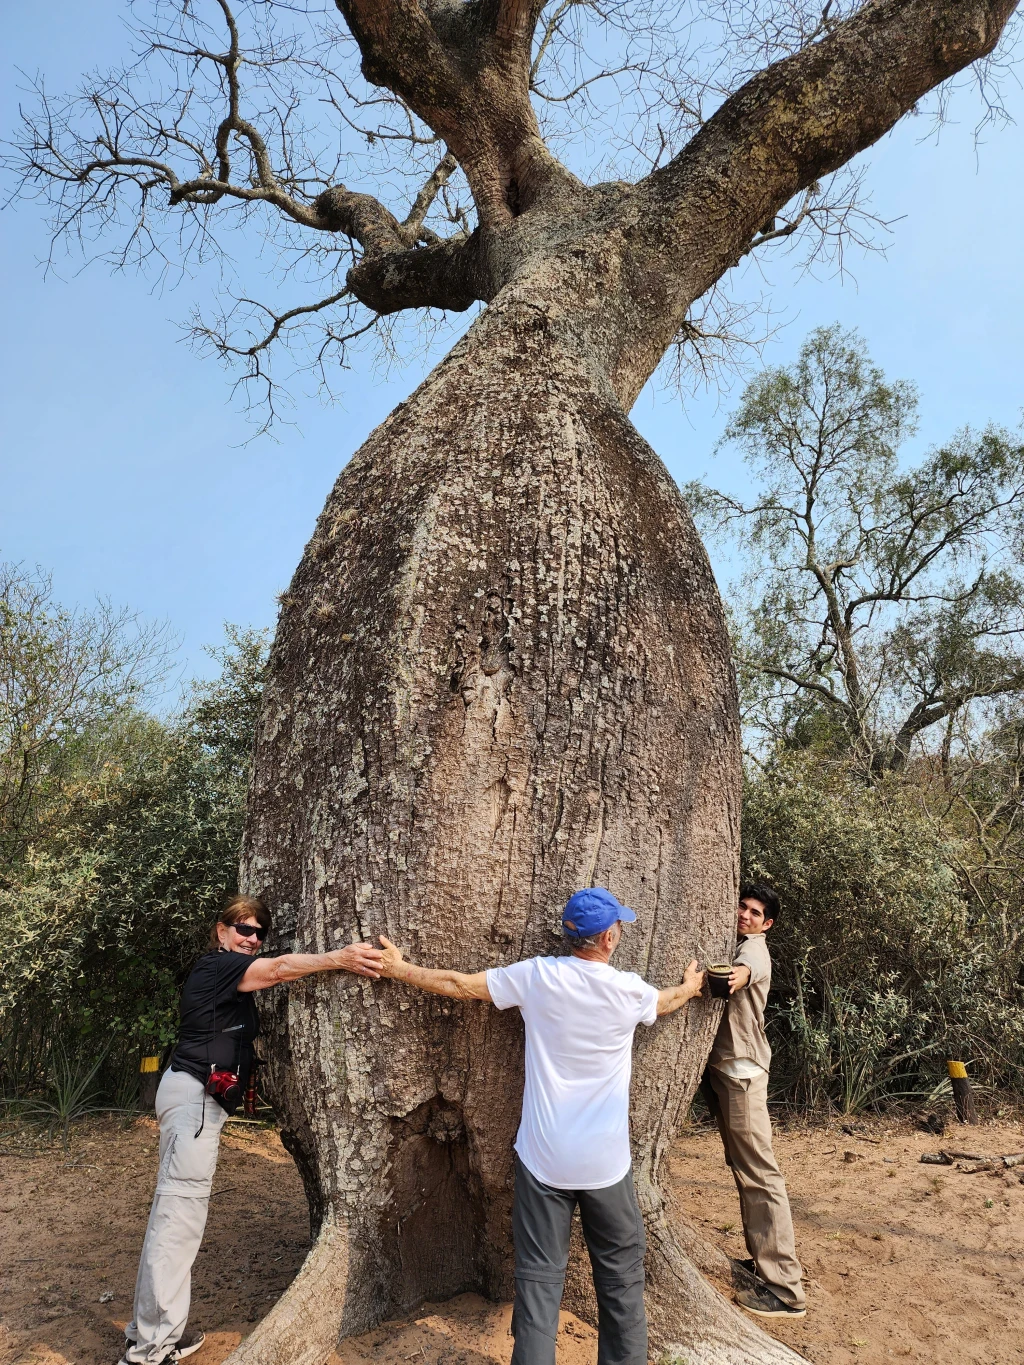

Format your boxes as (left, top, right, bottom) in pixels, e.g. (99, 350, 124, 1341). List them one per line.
(702, 883, 806, 1319)
(376, 886, 705, 1365)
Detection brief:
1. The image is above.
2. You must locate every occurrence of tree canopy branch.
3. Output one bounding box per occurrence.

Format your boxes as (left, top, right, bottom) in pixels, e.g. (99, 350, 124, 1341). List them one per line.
(644, 0, 1019, 301)
(5, 0, 1021, 427)
(334, 0, 571, 223)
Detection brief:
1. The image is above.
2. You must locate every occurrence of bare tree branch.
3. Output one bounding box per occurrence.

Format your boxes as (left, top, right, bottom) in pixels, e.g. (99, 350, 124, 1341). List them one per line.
(399, 150, 460, 243)
(641, 0, 1020, 312)
(4, 0, 1021, 431)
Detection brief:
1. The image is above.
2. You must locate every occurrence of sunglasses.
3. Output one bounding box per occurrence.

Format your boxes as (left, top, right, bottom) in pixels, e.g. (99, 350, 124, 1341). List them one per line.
(229, 921, 266, 941)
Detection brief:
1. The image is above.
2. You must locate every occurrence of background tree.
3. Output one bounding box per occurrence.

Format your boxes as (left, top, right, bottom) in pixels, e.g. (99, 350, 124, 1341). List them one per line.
(916, 697, 1024, 998)
(8, 2, 1024, 1363)
(688, 326, 1024, 770)
(691, 328, 1024, 1128)
(741, 751, 1024, 1113)
(0, 623, 269, 1097)
(0, 561, 173, 871)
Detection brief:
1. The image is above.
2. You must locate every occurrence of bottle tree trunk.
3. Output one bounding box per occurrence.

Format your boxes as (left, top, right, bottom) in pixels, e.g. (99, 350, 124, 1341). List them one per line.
(230, 1, 1021, 1351)
(236, 278, 807, 1365)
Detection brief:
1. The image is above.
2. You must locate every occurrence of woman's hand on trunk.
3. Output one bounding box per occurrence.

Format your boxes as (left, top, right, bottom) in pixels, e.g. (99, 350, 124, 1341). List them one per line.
(331, 943, 385, 978)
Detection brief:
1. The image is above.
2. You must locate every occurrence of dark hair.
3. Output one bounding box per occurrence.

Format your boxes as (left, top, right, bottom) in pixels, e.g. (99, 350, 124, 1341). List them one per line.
(739, 882, 780, 925)
(208, 893, 271, 948)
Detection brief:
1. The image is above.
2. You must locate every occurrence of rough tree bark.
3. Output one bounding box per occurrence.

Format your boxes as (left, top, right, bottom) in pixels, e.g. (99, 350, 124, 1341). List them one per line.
(228, 2, 1020, 1362)
(242, 292, 757, 1364)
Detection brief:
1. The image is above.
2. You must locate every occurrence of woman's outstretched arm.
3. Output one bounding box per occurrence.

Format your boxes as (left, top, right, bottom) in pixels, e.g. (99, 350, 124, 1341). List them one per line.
(238, 943, 383, 991)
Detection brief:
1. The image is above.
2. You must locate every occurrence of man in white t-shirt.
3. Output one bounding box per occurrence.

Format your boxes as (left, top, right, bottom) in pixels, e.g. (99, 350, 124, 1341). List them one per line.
(377, 886, 704, 1365)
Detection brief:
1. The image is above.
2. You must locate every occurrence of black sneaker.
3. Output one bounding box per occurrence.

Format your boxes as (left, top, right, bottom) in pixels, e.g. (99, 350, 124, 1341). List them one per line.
(736, 1286, 807, 1318)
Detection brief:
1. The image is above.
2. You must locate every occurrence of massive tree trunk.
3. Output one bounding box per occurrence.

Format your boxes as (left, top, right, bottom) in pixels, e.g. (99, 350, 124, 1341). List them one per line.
(228, 4, 1020, 1362)
(237, 275, 810, 1362)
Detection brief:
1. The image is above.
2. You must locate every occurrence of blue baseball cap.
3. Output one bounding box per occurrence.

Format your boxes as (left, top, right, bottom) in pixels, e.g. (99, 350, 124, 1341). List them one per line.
(562, 887, 636, 938)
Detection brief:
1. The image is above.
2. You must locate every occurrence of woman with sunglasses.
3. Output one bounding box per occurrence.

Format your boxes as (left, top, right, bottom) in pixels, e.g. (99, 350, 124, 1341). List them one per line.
(122, 894, 383, 1365)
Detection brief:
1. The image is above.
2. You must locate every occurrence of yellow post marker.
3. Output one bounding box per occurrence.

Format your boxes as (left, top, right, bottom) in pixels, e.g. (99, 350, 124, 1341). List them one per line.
(140, 1054, 161, 1109)
(947, 1059, 978, 1125)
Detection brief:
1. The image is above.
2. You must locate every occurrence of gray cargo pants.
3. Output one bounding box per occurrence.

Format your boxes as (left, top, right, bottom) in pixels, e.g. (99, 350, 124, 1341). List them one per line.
(511, 1155, 648, 1365)
(124, 1068, 227, 1362)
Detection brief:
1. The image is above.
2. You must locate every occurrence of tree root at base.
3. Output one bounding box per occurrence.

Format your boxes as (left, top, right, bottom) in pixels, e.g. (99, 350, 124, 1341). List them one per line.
(224, 1208, 808, 1365)
(223, 1216, 351, 1365)
(647, 1214, 809, 1365)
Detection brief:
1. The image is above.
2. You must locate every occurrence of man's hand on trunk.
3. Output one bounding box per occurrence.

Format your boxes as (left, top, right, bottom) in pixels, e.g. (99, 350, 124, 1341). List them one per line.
(656, 960, 705, 1016)
(378, 935, 406, 978)
(377, 936, 492, 1001)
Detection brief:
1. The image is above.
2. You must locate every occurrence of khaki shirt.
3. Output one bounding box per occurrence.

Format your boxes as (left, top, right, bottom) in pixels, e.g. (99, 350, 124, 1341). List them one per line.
(708, 934, 772, 1073)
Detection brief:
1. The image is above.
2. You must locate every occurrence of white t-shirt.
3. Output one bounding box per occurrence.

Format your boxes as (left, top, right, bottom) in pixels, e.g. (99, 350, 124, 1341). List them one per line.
(486, 954, 660, 1190)
(713, 1056, 767, 1080)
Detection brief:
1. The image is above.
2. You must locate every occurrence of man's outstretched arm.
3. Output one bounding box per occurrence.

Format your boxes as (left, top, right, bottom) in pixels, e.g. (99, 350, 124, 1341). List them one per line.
(656, 960, 705, 1017)
(728, 964, 752, 995)
(378, 935, 492, 1002)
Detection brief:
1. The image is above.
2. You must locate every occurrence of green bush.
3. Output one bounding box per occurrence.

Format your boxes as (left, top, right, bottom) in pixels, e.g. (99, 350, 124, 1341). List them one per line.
(744, 756, 1024, 1110)
(0, 627, 267, 1098)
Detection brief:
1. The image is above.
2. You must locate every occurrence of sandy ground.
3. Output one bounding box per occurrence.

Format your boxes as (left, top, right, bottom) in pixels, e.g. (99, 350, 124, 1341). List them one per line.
(2, 1111, 1022, 1365)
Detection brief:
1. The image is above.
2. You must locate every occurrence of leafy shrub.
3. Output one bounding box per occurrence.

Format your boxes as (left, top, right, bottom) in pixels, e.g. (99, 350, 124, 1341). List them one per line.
(0, 627, 267, 1098)
(744, 755, 1024, 1110)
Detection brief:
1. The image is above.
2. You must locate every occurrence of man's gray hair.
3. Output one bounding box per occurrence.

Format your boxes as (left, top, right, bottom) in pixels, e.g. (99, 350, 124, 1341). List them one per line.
(564, 931, 603, 950)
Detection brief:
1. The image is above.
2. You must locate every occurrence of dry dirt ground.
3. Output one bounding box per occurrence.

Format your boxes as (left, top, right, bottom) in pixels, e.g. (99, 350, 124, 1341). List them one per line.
(2, 1111, 1022, 1365)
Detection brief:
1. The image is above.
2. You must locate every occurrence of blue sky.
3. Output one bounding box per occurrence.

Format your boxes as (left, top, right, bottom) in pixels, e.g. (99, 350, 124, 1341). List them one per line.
(2, 3, 1022, 699)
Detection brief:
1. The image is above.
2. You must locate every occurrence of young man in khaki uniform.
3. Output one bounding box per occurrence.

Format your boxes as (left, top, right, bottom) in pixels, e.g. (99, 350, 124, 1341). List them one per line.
(704, 883, 806, 1319)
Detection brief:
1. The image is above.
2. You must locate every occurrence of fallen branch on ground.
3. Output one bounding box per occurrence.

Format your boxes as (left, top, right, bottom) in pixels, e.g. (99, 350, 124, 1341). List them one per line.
(919, 1150, 1024, 1169)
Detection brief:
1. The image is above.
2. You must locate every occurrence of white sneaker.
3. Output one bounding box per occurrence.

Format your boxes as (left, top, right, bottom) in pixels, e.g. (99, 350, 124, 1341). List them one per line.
(172, 1329, 205, 1358)
(120, 1326, 205, 1362)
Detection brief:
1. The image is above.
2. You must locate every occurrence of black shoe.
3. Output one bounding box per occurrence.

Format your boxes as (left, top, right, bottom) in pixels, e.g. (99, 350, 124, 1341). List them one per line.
(736, 1286, 806, 1318)
(732, 1257, 758, 1276)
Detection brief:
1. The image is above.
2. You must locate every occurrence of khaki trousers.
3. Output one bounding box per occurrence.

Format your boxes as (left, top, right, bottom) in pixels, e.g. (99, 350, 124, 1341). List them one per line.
(124, 1068, 227, 1362)
(706, 1067, 805, 1310)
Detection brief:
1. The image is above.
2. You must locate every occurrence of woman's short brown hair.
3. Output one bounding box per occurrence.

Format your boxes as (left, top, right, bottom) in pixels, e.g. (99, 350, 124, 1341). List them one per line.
(208, 893, 271, 948)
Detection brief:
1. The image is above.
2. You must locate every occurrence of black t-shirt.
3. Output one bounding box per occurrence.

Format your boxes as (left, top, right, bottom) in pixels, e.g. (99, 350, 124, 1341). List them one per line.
(170, 949, 260, 1089)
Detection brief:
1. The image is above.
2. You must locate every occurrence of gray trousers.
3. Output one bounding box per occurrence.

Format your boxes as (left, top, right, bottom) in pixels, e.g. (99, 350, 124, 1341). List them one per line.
(511, 1155, 648, 1365)
(124, 1068, 227, 1362)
